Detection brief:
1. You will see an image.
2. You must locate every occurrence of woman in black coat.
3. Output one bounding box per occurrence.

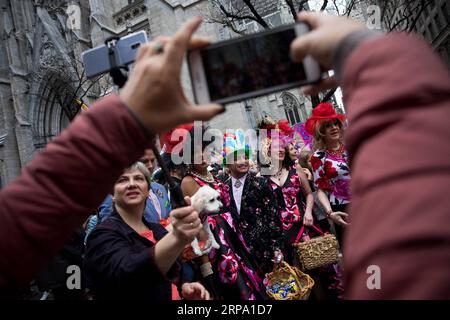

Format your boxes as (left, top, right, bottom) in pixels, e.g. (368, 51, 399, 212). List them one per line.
(84, 162, 209, 300)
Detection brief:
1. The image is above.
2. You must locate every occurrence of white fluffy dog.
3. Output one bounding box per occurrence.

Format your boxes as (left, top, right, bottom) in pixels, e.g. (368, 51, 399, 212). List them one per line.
(190, 186, 222, 255)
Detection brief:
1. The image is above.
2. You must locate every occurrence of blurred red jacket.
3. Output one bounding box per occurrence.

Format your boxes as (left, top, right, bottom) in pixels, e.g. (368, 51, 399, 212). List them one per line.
(0, 94, 151, 291)
(342, 33, 450, 299)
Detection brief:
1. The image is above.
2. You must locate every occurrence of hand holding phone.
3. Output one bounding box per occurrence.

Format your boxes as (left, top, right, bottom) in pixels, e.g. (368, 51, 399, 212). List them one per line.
(188, 22, 321, 105)
(291, 12, 366, 96)
(118, 17, 223, 135)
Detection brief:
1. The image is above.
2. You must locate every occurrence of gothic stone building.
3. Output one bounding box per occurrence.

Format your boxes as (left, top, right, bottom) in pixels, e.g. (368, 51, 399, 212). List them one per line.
(0, 0, 316, 186)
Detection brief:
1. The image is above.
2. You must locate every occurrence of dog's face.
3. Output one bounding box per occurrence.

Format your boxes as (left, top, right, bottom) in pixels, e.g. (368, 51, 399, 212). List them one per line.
(191, 186, 222, 214)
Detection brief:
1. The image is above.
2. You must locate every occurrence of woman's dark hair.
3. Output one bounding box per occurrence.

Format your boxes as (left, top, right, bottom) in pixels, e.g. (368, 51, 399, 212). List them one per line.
(209, 163, 222, 175)
(153, 153, 186, 185)
(282, 146, 295, 169)
(299, 150, 313, 171)
(161, 152, 185, 172)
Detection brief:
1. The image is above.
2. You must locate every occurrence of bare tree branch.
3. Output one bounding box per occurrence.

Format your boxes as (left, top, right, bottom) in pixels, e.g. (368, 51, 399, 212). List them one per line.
(78, 74, 106, 101)
(385, 0, 433, 33)
(242, 0, 269, 28)
(332, 0, 342, 15)
(297, 0, 310, 12)
(205, 12, 247, 35)
(202, 0, 437, 112)
(217, 1, 260, 23)
(284, 0, 298, 21)
(321, 88, 337, 103)
(320, 0, 329, 11)
(407, 0, 433, 33)
(344, 0, 358, 17)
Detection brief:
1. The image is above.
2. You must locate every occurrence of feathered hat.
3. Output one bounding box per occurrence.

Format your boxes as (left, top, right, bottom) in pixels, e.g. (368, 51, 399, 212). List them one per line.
(257, 116, 295, 165)
(222, 129, 251, 166)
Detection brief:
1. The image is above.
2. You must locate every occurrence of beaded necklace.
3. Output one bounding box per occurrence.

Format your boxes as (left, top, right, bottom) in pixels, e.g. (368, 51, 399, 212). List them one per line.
(188, 169, 215, 183)
(326, 143, 345, 157)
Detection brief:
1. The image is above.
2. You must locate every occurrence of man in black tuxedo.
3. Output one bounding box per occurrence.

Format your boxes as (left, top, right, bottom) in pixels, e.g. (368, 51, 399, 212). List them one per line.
(223, 148, 283, 274)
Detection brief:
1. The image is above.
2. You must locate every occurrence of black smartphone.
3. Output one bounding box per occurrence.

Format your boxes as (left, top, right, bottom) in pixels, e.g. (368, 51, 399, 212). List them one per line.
(188, 22, 321, 105)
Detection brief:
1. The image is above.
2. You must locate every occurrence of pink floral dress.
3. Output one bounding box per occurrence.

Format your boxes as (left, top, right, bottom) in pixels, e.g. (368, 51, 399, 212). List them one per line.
(269, 169, 344, 299)
(268, 169, 307, 262)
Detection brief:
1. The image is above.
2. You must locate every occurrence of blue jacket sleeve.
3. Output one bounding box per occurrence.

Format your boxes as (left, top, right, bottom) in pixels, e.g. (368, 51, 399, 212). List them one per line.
(97, 195, 113, 222)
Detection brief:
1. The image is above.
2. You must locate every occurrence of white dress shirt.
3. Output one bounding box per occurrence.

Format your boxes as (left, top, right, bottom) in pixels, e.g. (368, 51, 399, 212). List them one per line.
(231, 174, 247, 214)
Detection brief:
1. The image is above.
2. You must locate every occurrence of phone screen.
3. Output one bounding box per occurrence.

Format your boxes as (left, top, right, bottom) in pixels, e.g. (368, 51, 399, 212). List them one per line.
(200, 28, 305, 102)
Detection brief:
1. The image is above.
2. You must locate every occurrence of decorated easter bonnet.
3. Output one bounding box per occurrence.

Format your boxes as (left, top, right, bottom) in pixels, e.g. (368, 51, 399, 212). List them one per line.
(222, 129, 251, 166)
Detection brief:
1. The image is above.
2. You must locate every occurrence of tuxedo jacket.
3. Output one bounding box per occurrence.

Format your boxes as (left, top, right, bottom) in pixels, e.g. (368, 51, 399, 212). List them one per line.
(225, 173, 283, 273)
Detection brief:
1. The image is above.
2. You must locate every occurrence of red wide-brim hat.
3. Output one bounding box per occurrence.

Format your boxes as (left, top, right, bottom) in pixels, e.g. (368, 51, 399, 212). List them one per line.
(305, 103, 346, 135)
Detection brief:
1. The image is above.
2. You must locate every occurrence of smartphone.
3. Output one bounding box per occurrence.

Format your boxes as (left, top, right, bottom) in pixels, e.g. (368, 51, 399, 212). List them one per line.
(82, 31, 148, 79)
(188, 22, 321, 105)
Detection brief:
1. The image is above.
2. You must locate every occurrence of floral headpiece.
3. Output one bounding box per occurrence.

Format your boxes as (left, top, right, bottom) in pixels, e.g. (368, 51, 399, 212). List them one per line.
(257, 116, 294, 165)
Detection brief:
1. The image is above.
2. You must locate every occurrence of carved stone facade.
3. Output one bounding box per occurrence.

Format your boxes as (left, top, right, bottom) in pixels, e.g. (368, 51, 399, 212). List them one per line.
(113, 0, 147, 28)
(0, 0, 315, 187)
(0, 0, 93, 186)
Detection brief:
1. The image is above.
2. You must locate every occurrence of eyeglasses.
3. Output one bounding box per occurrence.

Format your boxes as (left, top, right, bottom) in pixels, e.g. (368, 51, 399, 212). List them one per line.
(325, 120, 340, 128)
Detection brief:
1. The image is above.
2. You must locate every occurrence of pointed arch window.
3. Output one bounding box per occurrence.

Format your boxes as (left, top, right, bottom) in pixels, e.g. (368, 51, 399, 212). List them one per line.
(281, 92, 306, 125)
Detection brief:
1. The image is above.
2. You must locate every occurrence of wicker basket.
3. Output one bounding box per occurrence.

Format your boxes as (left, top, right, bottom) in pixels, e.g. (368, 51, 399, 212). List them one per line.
(265, 261, 315, 300)
(293, 226, 340, 271)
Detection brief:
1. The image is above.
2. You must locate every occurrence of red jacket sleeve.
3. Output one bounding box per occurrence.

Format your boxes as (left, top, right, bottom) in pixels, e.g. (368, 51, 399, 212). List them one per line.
(0, 93, 152, 289)
(342, 33, 450, 299)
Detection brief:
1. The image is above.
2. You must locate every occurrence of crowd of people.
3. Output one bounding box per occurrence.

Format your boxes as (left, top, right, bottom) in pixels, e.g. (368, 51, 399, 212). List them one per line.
(35, 107, 350, 300)
(0, 11, 449, 300)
